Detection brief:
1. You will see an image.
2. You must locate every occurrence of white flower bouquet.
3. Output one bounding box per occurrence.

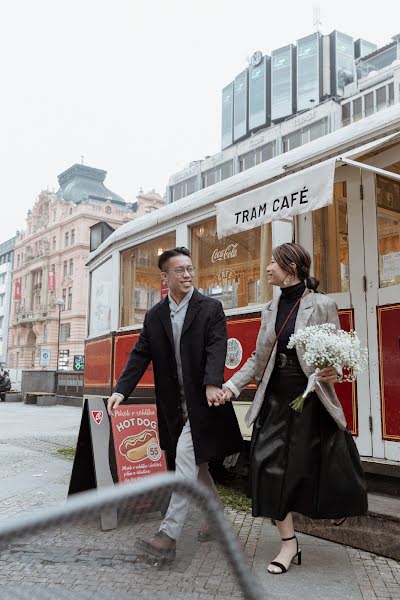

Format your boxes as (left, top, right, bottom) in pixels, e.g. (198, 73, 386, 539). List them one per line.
(287, 323, 368, 412)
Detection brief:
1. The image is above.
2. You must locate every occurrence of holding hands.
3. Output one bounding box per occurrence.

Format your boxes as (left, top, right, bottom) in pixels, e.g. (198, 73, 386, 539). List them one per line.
(206, 385, 234, 407)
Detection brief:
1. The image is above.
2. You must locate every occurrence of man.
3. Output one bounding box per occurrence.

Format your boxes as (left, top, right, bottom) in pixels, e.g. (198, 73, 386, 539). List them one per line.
(108, 247, 242, 560)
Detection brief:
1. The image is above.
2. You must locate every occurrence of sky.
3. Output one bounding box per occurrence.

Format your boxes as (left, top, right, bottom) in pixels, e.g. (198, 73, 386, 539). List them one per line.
(0, 0, 398, 241)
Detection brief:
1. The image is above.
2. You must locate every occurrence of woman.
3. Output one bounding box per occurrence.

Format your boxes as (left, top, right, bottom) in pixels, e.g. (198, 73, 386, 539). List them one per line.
(223, 243, 367, 575)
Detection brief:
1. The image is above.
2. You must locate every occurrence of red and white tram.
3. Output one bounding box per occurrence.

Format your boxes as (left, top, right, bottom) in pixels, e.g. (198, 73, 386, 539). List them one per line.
(83, 106, 400, 489)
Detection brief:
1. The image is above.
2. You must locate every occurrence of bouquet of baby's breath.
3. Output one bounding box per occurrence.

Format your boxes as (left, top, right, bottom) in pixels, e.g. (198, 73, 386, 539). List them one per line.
(287, 323, 368, 412)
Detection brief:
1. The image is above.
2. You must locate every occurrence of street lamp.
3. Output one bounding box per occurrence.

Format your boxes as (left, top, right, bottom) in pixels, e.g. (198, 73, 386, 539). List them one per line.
(55, 299, 65, 370)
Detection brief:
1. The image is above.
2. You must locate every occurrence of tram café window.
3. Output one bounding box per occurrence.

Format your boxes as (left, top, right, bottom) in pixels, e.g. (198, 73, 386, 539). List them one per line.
(191, 218, 272, 310)
(120, 233, 175, 327)
(89, 258, 113, 336)
(313, 181, 350, 293)
(376, 168, 400, 288)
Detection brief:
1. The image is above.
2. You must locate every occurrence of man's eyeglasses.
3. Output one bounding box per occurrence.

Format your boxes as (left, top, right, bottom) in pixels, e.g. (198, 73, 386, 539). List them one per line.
(170, 266, 196, 275)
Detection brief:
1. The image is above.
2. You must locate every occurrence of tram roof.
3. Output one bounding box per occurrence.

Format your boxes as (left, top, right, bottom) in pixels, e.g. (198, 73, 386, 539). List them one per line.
(87, 105, 400, 267)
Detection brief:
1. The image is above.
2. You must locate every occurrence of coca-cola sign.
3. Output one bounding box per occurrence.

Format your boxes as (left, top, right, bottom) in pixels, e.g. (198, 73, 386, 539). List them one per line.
(211, 243, 238, 263)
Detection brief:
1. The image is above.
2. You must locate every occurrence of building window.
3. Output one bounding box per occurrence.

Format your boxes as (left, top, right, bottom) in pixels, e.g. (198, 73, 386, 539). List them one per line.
(52, 236, 56, 250)
(364, 92, 374, 117)
(239, 142, 276, 172)
(313, 181, 349, 293)
(352, 97, 362, 122)
(282, 130, 302, 152)
(191, 217, 272, 310)
(43, 325, 48, 343)
(33, 269, 42, 290)
(64, 232, 69, 247)
(170, 176, 197, 202)
(376, 86, 387, 111)
(58, 349, 70, 370)
(69, 259, 73, 275)
(53, 210, 56, 222)
(68, 287, 72, 310)
(376, 165, 400, 288)
(119, 232, 176, 328)
(62, 288, 67, 309)
(17, 254, 20, 267)
(0, 294, 4, 308)
(63, 261, 68, 277)
(60, 323, 70, 342)
(71, 229, 75, 245)
(0, 316, 3, 331)
(202, 161, 233, 189)
(388, 82, 394, 106)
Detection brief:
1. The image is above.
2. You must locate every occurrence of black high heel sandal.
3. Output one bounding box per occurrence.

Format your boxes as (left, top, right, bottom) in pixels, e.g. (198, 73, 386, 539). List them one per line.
(268, 535, 302, 575)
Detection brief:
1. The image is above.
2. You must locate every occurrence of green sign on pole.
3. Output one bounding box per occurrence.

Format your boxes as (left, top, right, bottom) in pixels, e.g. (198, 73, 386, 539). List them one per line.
(73, 355, 85, 371)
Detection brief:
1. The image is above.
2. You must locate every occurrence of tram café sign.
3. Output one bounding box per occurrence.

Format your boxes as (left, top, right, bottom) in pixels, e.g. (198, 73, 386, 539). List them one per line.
(216, 159, 336, 239)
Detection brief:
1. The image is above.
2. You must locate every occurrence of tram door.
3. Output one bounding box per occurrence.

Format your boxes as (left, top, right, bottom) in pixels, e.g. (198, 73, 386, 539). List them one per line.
(298, 151, 400, 462)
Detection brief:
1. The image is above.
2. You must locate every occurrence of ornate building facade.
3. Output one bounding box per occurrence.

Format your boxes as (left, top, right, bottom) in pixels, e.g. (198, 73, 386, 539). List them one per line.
(7, 164, 164, 371)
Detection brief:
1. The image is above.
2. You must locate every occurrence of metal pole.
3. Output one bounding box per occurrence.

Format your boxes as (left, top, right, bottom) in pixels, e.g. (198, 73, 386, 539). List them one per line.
(56, 305, 61, 370)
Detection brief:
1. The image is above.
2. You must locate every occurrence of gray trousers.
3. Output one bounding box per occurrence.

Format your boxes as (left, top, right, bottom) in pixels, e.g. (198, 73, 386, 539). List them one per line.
(159, 419, 220, 540)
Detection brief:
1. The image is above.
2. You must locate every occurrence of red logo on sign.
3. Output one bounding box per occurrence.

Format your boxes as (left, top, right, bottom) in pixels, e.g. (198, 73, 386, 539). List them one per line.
(92, 411, 103, 425)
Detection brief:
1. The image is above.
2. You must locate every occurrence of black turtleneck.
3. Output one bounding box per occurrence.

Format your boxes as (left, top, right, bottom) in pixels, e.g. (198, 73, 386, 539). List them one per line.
(275, 281, 306, 354)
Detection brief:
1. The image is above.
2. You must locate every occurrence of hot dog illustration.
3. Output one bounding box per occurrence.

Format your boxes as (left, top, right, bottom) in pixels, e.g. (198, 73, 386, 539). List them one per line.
(119, 429, 159, 463)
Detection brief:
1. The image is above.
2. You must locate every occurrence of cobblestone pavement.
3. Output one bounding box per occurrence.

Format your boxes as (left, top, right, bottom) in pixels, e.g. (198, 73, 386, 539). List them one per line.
(0, 403, 399, 599)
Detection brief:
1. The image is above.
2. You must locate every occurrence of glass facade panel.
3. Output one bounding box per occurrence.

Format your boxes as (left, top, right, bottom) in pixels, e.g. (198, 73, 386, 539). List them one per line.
(297, 33, 320, 111)
(335, 32, 354, 95)
(313, 182, 349, 293)
(249, 57, 268, 130)
(120, 233, 175, 327)
(233, 70, 248, 141)
(376, 167, 400, 288)
(89, 258, 113, 336)
(271, 46, 294, 121)
(357, 45, 397, 78)
(191, 218, 272, 310)
(221, 83, 234, 149)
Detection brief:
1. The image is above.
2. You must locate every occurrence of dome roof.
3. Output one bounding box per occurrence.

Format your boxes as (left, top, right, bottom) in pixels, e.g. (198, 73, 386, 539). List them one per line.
(57, 164, 126, 206)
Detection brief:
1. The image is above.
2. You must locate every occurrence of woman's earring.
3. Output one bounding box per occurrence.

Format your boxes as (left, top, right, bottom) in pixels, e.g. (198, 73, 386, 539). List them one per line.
(283, 274, 292, 286)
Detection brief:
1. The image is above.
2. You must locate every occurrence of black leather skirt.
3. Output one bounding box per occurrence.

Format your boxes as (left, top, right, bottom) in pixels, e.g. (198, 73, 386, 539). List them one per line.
(249, 355, 368, 520)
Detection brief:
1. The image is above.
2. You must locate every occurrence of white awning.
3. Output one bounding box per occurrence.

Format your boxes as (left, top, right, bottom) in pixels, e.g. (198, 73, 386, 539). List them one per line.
(216, 159, 336, 239)
(216, 131, 400, 239)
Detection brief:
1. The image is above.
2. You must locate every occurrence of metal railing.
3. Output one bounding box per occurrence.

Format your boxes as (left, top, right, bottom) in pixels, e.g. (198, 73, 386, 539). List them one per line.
(0, 473, 263, 600)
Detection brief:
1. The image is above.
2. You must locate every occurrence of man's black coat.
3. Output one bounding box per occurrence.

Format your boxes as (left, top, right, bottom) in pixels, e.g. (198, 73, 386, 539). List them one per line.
(114, 289, 243, 464)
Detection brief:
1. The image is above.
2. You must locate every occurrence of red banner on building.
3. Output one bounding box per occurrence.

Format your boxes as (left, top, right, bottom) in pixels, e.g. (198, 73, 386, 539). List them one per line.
(160, 280, 169, 299)
(14, 280, 21, 300)
(111, 404, 167, 483)
(48, 270, 55, 291)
